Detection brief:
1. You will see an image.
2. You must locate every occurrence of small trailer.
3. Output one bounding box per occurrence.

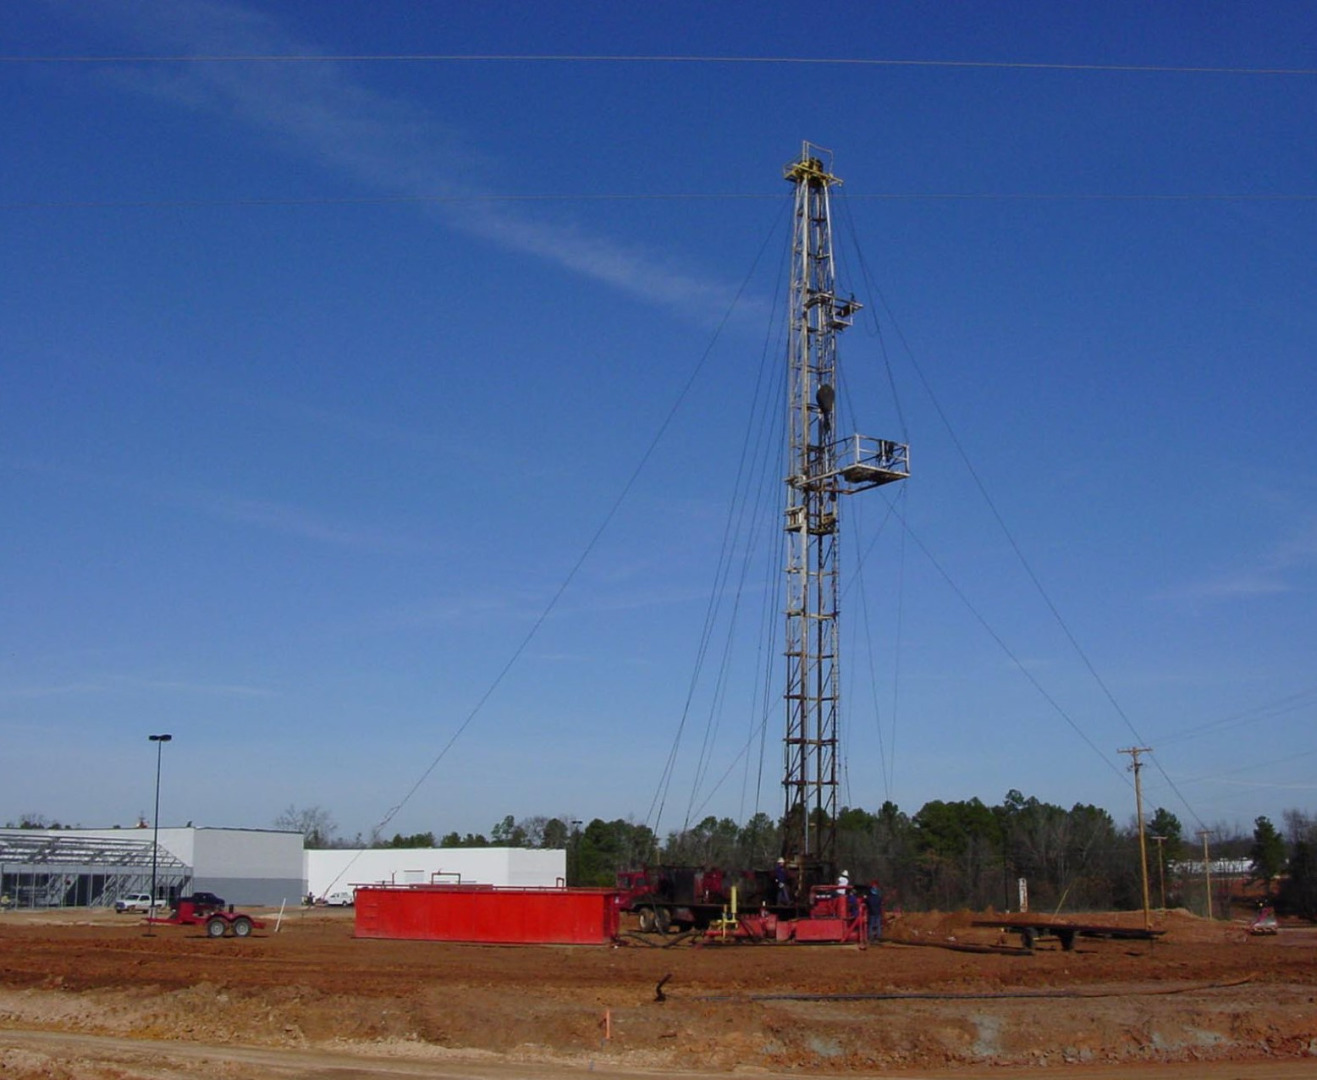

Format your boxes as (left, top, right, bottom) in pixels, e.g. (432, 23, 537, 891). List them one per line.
(147, 897, 266, 938)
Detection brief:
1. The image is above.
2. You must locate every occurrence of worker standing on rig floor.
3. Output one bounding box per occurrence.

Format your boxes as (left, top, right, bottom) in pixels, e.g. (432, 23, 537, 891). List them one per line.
(837, 869, 857, 918)
(867, 881, 884, 942)
(774, 858, 792, 905)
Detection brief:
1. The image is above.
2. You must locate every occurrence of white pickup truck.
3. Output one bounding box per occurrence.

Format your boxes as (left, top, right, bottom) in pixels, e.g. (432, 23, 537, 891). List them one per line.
(114, 892, 167, 914)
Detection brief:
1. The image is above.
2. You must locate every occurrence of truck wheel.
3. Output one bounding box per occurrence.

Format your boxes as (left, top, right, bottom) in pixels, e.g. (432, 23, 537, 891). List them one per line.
(205, 916, 228, 938)
(654, 906, 672, 935)
(637, 907, 656, 933)
(231, 916, 253, 938)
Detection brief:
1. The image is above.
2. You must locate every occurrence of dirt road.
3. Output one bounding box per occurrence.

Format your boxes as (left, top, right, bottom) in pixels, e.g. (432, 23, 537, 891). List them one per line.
(1, 907, 1314, 1077)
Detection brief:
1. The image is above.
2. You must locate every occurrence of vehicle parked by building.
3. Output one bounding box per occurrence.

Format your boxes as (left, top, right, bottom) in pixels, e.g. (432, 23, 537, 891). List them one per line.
(177, 891, 226, 913)
(114, 893, 166, 914)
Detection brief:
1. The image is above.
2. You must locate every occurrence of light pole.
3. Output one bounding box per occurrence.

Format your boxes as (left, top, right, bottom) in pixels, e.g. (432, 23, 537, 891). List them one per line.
(147, 734, 172, 934)
(570, 820, 583, 887)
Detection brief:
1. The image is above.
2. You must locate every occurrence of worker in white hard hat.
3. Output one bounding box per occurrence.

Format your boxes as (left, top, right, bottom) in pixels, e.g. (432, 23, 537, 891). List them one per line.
(837, 869, 857, 919)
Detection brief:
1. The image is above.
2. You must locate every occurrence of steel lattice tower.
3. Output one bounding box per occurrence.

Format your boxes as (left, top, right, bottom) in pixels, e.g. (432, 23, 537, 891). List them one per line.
(780, 143, 909, 874)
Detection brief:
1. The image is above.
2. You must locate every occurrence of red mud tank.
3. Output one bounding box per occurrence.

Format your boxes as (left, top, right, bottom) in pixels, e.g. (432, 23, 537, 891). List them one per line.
(354, 884, 620, 945)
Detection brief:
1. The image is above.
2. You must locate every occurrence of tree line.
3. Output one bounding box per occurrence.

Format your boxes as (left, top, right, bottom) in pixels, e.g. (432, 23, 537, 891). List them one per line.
(272, 795, 1317, 919)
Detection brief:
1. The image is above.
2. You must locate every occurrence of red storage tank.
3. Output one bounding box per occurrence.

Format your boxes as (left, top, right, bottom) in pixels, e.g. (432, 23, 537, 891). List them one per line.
(354, 884, 620, 945)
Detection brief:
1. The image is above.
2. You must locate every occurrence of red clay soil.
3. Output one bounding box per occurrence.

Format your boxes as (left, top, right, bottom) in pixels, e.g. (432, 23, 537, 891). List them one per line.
(1, 906, 1315, 1077)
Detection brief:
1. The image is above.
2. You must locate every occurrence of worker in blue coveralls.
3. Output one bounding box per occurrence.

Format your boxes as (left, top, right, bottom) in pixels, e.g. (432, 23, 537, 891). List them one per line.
(773, 857, 792, 905)
(866, 880, 884, 941)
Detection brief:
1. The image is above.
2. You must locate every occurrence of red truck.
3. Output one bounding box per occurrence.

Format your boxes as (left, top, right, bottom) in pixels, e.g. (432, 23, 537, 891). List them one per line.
(617, 864, 784, 933)
(618, 864, 870, 944)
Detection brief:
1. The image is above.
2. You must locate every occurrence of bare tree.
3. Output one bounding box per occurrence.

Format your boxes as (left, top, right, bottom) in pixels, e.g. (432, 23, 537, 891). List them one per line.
(274, 805, 337, 848)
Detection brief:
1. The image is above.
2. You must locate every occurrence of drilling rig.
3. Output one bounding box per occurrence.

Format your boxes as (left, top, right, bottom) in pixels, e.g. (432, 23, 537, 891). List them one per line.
(619, 144, 908, 934)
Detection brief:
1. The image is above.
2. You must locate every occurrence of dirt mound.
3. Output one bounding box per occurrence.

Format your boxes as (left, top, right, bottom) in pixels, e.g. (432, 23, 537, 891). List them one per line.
(1, 907, 1315, 1076)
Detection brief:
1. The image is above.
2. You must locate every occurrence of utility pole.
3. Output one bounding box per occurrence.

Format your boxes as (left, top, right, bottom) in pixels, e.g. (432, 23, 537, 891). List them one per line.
(780, 143, 908, 881)
(1198, 829, 1214, 920)
(1119, 746, 1153, 929)
(1149, 834, 1167, 912)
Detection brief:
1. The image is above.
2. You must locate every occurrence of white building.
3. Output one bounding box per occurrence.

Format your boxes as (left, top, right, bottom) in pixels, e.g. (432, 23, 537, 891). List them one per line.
(0, 826, 304, 908)
(1, 827, 567, 909)
(305, 847, 565, 900)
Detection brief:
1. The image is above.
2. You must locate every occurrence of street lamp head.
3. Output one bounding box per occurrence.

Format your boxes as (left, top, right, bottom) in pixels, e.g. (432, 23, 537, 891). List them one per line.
(149, 734, 173, 743)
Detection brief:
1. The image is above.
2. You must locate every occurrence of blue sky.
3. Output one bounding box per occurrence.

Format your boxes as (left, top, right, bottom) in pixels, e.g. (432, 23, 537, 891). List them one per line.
(3, 1, 1315, 845)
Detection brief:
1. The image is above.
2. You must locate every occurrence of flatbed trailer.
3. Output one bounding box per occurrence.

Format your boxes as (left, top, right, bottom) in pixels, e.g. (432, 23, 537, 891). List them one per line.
(146, 898, 266, 938)
(973, 918, 1164, 951)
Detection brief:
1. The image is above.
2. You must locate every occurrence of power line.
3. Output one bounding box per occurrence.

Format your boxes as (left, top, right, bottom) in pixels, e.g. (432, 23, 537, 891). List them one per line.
(1180, 746, 1317, 786)
(4, 53, 1317, 76)
(843, 188, 1214, 831)
(5, 192, 1316, 212)
(363, 214, 773, 850)
(1203, 778, 1317, 791)
(888, 504, 1130, 787)
(1155, 685, 1317, 747)
(849, 193, 1317, 202)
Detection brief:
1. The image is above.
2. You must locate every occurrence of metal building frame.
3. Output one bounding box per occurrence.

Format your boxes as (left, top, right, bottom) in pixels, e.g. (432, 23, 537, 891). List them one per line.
(0, 831, 191, 910)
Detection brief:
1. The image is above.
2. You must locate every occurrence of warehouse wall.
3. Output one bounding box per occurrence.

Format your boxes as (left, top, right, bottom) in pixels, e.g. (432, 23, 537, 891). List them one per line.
(188, 829, 304, 906)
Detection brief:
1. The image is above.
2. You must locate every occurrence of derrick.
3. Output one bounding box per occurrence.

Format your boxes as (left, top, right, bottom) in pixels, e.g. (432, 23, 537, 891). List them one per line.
(780, 143, 909, 879)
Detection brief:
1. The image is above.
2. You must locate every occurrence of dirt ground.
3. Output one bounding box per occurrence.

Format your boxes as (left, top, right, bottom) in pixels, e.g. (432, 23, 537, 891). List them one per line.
(1, 905, 1315, 1078)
